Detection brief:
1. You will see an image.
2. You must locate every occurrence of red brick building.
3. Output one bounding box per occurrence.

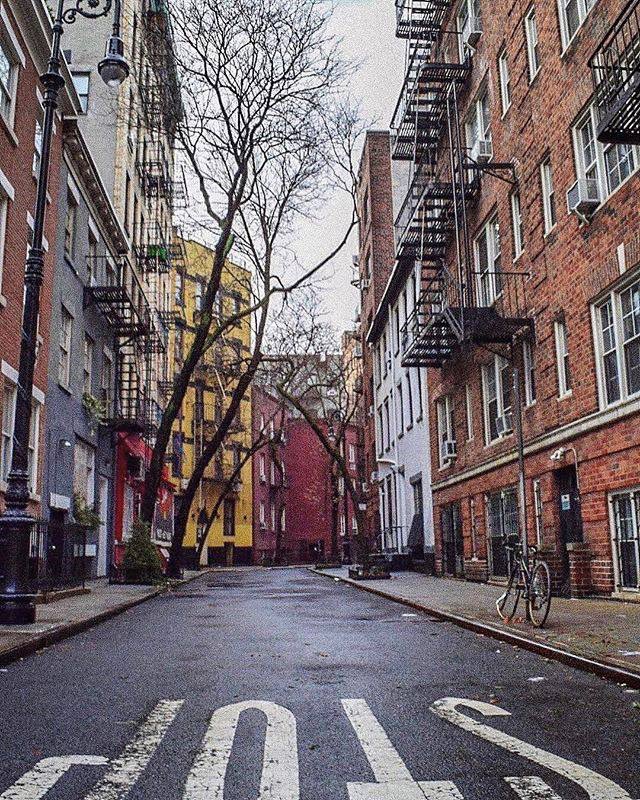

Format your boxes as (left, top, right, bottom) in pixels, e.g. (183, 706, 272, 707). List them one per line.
(355, 131, 396, 544)
(392, 0, 640, 596)
(0, 1, 80, 512)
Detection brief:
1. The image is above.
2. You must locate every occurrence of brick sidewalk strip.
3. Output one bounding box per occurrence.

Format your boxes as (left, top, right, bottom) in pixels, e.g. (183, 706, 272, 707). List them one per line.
(312, 567, 640, 688)
(0, 570, 205, 667)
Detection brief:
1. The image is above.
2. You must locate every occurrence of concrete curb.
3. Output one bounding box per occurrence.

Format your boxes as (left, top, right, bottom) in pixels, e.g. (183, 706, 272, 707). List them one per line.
(0, 571, 206, 668)
(311, 568, 640, 689)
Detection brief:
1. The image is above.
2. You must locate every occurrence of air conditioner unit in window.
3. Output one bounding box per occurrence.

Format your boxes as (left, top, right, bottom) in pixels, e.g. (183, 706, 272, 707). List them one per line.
(496, 412, 513, 437)
(444, 439, 457, 460)
(463, 18, 482, 48)
(361, 277, 370, 290)
(368, 404, 374, 417)
(361, 481, 368, 493)
(470, 138, 493, 164)
(567, 178, 600, 218)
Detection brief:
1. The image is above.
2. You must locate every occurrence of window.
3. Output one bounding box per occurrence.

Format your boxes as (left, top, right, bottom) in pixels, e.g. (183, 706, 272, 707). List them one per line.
(498, 49, 511, 114)
(194, 280, 203, 312)
(610, 491, 640, 590)
(270, 458, 276, 485)
(524, 7, 540, 81)
(0, 37, 17, 122)
(554, 319, 572, 397)
(523, 339, 537, 405)
(397, 382, 404, 435)
(482, 355, 513, 443)
(33, 117, 43, 175)
(101, 351, 113, 415)
(72, 71, 90, 113)
(464, 383, 474, 440)
(377, 407, 384, 456)
(282, 506, 286, 532)
(271, 502, 276, 531)
(259, 501, 266, 527)
(59, 308, 73, 388)
(87, 231, 98, 285)
(64, 190, 78, 260)
(541, 159, 556, 234)
(383, 398, 391, 449)
(486, 488, 518, 576)
(348, 442, 356, 468)
(124, 173, 131, 234)
(574, 107, 637, 200)
(83, 334, 94, 395)
(465, 90, 491, 154)
(0, 193, 8, 293)
(175, 272, 184, 305)
(28, 400, 40, 493)
(475, 216, 502, 306)
(73, 440, 95, 505)
(436, 395, 455, 467)
(406, 371, 414, 428)
(416, 367, 423, 418)
(382, 330, 388, 377)
(259, 453, 266, 481)
(394, 307, 400, 354)
(1, 384, 16, 482)
(559, 0, 596, 48)
(511, 192, 524, 259)
(533, 478, 543, 546)
(457, 0, 481, 60)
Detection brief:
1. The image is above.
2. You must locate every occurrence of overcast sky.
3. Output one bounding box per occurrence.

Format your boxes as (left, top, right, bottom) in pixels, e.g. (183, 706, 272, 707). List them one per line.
(292, 0, 405, 336)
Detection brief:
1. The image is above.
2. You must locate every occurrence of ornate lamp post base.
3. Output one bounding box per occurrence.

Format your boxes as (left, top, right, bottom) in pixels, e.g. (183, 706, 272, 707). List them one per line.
(0, 514, 36, 624)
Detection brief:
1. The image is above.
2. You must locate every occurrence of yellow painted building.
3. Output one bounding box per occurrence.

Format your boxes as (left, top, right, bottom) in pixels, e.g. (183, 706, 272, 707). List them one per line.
(170, 239, 253, 567)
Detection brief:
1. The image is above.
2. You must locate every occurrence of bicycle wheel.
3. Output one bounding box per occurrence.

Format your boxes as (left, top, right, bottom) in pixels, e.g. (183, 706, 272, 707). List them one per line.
(528, 561, 552, 628)
(497, 564, 521, 621)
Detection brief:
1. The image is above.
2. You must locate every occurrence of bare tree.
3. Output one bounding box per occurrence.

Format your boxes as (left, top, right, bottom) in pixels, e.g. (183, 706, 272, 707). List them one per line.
(138, 0, 361, 572)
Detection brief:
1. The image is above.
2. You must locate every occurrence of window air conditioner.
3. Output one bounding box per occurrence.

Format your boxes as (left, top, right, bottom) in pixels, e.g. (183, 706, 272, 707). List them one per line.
(470, 138, 493, 164)
(463, 18, 482, 48)
(361, 277, 370, 290)
(496, 412, 513, 437)
(443, 439, 457, 460)
(566, 178, 600, 218)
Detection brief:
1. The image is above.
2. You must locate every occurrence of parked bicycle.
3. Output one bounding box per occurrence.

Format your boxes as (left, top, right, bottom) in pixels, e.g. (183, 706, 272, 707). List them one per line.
(496, 534, 552, 627)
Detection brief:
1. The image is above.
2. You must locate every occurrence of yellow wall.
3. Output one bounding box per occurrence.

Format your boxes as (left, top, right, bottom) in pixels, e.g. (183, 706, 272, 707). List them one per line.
(170, 239, 253, 564)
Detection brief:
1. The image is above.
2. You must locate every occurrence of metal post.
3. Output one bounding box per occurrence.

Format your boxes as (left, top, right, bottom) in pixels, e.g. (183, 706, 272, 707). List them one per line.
(511, 354, 529, 563)
(0, 0, 126, 624)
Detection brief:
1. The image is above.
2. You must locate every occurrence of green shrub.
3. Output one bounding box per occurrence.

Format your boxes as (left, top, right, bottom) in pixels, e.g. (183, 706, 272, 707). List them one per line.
(122, 520, 164, 584)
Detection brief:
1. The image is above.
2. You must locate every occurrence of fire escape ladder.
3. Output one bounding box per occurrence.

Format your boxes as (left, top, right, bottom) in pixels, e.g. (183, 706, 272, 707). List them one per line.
(590, 0, 640, 144)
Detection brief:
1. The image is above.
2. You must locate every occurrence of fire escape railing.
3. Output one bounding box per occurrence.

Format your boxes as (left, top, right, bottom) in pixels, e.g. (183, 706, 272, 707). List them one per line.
(84, 255, 151, 338)
(590, 0, 640, 144)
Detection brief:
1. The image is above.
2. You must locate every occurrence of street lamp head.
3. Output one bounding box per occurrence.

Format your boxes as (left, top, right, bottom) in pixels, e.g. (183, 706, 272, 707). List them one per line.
(98, 34, 129, 87)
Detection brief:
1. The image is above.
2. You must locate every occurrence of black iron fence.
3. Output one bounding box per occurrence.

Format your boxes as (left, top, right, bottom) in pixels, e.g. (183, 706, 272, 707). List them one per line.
(28, 521, 92, 594)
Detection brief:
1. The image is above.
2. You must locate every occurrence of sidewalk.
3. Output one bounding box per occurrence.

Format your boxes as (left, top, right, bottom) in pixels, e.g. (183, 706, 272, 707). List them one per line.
(314, 567, 640, 685)
(0, 571, 201, 666)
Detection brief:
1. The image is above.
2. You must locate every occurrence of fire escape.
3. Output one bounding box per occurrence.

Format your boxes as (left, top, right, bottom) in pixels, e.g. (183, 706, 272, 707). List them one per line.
(393, 0, 532, 370)
(590, 0, 640, 144)
(84, 256, 154, 435)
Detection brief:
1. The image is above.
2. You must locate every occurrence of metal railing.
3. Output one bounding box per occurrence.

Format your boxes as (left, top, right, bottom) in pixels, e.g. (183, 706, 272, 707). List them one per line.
(590, 0, 640, 143)
(379, 526, 408, 553)
(85, 255, 151, 337)
(28, 521, 91, 594)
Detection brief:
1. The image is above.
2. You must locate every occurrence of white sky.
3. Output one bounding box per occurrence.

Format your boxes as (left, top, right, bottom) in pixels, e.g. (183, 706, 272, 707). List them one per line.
(292, 0, 405, 336)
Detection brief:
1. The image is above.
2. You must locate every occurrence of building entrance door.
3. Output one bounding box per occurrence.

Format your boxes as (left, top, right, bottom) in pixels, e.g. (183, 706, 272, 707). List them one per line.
(441, 502, 464, 577)
(556, 465, 583, 591)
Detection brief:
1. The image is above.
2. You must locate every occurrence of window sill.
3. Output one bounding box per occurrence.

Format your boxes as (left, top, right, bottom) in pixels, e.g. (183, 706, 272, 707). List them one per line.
(528, 69, 541, 88)
(416, 414, 423, 424)
(525, 399, 537, 409)
(0, 113, 18, 147)
(0, 293, 7, 309)
(58, 382, 72, 395)
(406, 423, 414, 433)
(398, 432, 404, 440)
(0, 479, 7, 493)
(557, 390, 573, 401)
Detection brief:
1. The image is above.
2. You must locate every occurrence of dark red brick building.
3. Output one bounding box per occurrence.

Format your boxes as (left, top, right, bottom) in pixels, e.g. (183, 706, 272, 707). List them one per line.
(392, 0, 640, 596)
(355, 131, 396, 544)
(0, 1, 79, 512)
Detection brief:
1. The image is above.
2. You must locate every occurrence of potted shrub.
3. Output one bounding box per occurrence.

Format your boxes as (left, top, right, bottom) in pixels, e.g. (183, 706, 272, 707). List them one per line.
(122, 520, 164, 585)
(82, 393, 107, 430)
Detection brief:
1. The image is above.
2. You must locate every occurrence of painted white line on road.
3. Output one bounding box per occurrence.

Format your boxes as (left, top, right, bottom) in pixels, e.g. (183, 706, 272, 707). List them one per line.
(343, 699, 452, 800)
(84, 699, 183, 800)
(418, 781, 465, 799)
(505, 776, 563, 799)
(431, 698, 634, 800)
(0, 756, 107, 800)
(183, 700, 299, 800)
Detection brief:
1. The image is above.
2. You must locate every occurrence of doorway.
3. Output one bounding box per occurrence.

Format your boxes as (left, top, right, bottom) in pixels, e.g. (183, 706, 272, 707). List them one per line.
(224, 541, 234, 567)
(97, 477, 109, 577)
(441, 502, 464, 577)
(223, 498, 236, 539)
(555, 465, 583, 591)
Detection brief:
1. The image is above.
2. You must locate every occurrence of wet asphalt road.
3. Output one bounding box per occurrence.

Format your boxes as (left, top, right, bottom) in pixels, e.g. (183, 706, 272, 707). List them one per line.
(0, 567, 638, 800)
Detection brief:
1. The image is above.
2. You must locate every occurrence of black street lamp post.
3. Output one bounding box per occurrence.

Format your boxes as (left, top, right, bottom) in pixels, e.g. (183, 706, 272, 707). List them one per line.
(0, 0, 129, 625)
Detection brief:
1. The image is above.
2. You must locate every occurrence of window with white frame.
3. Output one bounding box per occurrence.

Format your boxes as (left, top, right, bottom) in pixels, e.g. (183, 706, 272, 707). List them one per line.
(259, 501, 266, 527)
(0, 34, 18, 123)
(523, 339, 537, 405)
(87, 231, 98, 285)
(194, 280, 203, 312)
(33, 115, 43, 175)
(394, 306, 400, 354)
(340, 513, 346, 537)
(397, 381, 404, 434)
(83, 334, 94, 396)
(533, 478, 543, 546)
(482, 355, 513, 443)
(475, 216, 502, 306)
(574, 107, 637, 202)
(72, 71, 90, 113)
(457, 0, 481, 60)
(540, 159, 556, 234)
(1, 383, 16, 482)
(352, 515, 358, 534)
(610, 490, 640, 590)
(594, 278, 640, 407)
(270, 458, 276, 485)
(64, 190, 78, 260)
(524, 7, 540, 82)
(73, 439, 95, 505)
(436, 395, 456, 466)
(259, 452, 266, 481)
(271, 502, 276, 531)
(337, 476, 345, 496)
(59, 307, 73, 388)
(465, 90, 491, 155)
(28, 399, 40, 494)
(377, 406, 384, 456)
(465, 382, 474, 440)
(511, 191, 524, 259)
(281, 506, 286, 532)
(559, 0, 596, 49)
(0, 191, 8, 294)
(406, 371, 414, 427)
(384, 398, 391, 449)
(416, 367, 423, 418)
(498, 49, 511, 114)
(348, 442, 356, 467)
(554, 319, 572, 397)
(101, 350, 113, 415)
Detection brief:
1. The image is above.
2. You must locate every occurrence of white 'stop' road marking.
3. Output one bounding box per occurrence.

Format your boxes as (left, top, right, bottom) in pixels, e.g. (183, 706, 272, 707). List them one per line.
(183, 700, 299, 800)
(84, 700, 183, 800)
(506, 776, 564, 800)
(0, 756, 107, 800)
(430, 698, 635, 800)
